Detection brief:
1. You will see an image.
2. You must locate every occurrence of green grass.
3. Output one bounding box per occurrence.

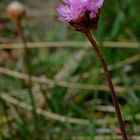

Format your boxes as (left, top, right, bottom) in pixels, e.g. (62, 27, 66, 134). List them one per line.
(0, 0, 140, 139)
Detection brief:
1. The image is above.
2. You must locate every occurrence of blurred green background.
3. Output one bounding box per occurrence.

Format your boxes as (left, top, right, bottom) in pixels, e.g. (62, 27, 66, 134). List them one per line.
(0, 0, 140, 139)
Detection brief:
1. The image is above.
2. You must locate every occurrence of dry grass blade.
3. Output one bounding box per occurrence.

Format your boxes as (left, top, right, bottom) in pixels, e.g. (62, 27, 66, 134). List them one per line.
(0, 66, 126, 92)
(100, 54, 140, 72)
(73, 135, 140, 140)
(95, 105, 115, 113)
(0, 66, 140, 92)
(55, 50, 86, 81)
(0, 93, 89, 125)
(0, 41, 140, 49)
(79, 54, 140, 79)
(1, 93, 140, 126)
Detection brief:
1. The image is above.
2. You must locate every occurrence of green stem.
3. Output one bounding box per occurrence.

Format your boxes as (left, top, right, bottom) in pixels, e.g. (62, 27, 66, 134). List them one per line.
(84, 30, 128, 140)
(16, 21, 38, 128)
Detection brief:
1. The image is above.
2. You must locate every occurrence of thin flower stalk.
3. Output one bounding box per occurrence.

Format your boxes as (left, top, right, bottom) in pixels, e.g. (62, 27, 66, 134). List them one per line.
(7, 1, 38, 135)
(84, 30, 128, 140)
(16, 21, 37, 120)
(57, 0, 128, 139)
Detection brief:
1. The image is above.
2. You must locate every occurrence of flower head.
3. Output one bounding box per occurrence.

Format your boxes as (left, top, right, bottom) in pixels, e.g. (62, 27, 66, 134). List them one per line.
(57, 0, 88, 22)
(7, 1, 25, 22)
(57, 0, 104, 32)
(57, 0, 104, 21)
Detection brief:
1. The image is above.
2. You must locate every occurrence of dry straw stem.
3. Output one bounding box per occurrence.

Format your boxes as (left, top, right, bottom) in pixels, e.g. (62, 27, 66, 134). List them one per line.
(0, 41, 140, 49)
(95, 105, 115, 112)
(80, 54, 140, 74)
(0, 93, 89, 125)
(1, 92, 140, 126)
(27, 9, 57, 18)
(1, 8, 56, 19)
(0, 55, 140, 92)
(54, 50, 86, 81)
(0, 66, 139, 93)
(73, 135, 140, 140)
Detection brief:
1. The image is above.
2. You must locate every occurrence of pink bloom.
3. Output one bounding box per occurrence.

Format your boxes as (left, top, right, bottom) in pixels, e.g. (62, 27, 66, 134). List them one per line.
(57, 4, 85, 22)
(87, 0, 104, 11)
(57, 0, 104, 22)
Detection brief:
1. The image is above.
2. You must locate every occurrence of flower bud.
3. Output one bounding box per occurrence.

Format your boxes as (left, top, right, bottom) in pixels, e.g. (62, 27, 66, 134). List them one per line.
(7, 1, 25, 21)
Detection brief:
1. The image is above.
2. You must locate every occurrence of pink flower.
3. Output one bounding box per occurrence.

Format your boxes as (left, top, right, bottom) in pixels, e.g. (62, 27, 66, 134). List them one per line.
(57, 4, 85, 22)
(87, 0, 104, 11)
(57, 0, 104, 22)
